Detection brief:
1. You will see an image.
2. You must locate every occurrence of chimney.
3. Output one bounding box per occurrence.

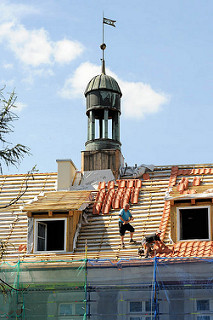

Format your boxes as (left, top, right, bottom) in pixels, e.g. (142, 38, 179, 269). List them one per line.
(56, 159, 77, 191)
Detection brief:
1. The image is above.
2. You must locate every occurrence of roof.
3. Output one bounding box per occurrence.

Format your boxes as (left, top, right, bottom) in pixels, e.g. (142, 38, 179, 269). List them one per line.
(1, 164, 213, 262)
(0, 172, 57, 259)
(23, 190, 92, 212)
(84, 74, 122, 96)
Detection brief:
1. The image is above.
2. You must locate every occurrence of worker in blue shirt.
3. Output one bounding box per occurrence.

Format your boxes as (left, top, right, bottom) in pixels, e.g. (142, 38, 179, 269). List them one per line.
(119, 203, 136, 248)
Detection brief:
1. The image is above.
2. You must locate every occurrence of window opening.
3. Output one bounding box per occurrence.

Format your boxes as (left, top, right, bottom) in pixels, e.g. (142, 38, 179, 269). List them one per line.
(59, 303, 85, 317)
(108, 118, 112, 139)
(35, 218, 66, 252)
(196, 299, 211, 320)
(197, 300, 210, 311)
(130, 301, 142, 312)
(178, 207, 210, 240)
(59, 303, 72, 316)
(95, 119, 99, 139)
(129, 300, 156, 320)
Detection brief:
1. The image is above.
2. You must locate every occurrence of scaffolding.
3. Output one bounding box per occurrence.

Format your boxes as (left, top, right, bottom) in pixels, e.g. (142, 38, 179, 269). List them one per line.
(0, 257, 212, 319)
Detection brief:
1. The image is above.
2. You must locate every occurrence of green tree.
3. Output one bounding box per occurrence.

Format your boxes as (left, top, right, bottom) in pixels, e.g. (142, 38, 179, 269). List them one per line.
(0, 87, 30, 172)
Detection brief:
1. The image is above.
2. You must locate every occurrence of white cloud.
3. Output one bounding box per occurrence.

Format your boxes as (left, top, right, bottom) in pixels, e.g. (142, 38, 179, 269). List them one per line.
(0, 22, 84, 67)
(120, 80, 169, 118)
(15, 102, 27, 112)
(0, 0, 38, 23)
(54, 39, 84, 64)
(0, 79, 15, 87)
(59, 62, 100, 98)
(59, 62, 170, 119)
(3, 63, 13, 69)
(22, 68, 54, 86)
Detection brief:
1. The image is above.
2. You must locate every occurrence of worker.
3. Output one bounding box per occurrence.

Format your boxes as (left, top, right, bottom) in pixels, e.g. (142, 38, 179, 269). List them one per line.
(119, 203, 136, 248)
(142, 230, 164, 258)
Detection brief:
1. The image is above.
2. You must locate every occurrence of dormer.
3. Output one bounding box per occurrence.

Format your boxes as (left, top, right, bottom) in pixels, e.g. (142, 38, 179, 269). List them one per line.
(169, 182, 213, 243)
(23, 191, 92, 253)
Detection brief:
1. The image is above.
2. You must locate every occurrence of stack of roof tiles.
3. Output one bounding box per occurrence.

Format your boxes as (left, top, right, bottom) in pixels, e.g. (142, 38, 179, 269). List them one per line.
(93, 179, 142, 215)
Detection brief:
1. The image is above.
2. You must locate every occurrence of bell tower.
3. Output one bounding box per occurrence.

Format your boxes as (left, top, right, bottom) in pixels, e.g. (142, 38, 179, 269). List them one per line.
(81, 42, 124, 178)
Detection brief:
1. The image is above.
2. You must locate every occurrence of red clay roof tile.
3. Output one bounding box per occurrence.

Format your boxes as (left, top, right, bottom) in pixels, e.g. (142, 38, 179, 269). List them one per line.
(171, 166, 179, 174)
(127, 180, 134, 188)
(107, 181, 115, 189)
(135, 179, 142, 188)
(166, 241, 213, 258)
(159, 201, 171, 240)
(142, 173, 150, 180)
(193, 177, 201, 186)
(98, 181, 106, 190)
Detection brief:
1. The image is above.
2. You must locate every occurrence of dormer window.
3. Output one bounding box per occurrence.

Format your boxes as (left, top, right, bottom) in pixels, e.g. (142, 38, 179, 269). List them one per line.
(23, 191, 92, 254)
(168, 178, 213, 243)
(34, 218, 67, 252)
(177, 206, 210, 241)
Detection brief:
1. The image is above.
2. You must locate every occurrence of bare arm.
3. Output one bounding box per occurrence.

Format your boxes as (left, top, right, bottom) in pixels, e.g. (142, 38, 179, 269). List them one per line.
(129, 211, 134, 221)
(119, 216, 127, 224)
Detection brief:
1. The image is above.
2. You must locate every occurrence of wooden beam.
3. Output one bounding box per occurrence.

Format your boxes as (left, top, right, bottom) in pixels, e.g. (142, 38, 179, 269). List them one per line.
(48, 211, 53, 217)
(191, 199, 196, 205)
(69, 211, 73, 217)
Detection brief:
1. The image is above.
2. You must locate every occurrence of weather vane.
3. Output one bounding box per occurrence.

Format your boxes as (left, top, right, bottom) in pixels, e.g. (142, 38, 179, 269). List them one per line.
(100, 15, 116, 74)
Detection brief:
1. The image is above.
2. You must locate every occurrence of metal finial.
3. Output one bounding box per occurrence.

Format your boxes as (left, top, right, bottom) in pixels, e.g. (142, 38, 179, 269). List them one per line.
(100, 43, 106, 74)
(100, 43, 106, 50)
(101, 15, 116, 75)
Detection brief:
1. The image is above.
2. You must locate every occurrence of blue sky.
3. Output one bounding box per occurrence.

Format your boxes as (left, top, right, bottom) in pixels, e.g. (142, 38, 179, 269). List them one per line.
(1, 0, 213, 174)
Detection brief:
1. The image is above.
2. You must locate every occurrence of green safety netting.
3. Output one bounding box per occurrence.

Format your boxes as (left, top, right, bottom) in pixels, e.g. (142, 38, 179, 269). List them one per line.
(0, 257, 212, 320)
(0, 259, 87, 319)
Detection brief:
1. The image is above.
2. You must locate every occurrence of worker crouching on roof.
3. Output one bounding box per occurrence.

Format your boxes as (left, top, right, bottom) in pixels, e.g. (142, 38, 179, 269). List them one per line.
(141, 230, 164, 258)
(119, 204, 136, 249)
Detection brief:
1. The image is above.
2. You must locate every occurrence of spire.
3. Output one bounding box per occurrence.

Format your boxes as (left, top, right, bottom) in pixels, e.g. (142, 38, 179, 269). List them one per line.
(100, 43, 106, 74)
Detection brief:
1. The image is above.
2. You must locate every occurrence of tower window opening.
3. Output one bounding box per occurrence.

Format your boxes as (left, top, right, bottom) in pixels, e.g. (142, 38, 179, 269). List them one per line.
(108, 118, 112, 139)
(95, 119, 99, 139)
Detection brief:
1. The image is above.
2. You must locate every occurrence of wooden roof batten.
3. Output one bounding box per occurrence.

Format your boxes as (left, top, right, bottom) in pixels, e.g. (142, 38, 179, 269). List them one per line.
(22, 190, 93, 213)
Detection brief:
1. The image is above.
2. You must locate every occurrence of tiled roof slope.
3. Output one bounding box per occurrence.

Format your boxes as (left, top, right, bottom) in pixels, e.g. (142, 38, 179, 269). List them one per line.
(1, 164, 213, 262)
(76, 166, 171, 259)
(76, 164, 213, 260)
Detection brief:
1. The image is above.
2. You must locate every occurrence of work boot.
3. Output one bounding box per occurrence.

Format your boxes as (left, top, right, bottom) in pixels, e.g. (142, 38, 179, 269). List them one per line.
(129, 239, 136, 243)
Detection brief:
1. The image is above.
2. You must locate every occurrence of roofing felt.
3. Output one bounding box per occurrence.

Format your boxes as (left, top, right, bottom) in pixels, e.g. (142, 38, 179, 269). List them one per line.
(1, 164, 213, 262)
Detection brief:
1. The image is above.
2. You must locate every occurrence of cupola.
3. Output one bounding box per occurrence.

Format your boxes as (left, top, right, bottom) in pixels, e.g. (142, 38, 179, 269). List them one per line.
(81, 41, 124, 178)
(84, 49, 122, 151)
